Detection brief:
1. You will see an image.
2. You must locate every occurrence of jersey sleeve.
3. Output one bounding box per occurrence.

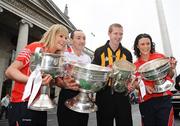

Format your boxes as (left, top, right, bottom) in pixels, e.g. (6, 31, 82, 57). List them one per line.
(16, 42, 42, 67)
(16, 47, 32, 67)
(91, 49, 101, 65)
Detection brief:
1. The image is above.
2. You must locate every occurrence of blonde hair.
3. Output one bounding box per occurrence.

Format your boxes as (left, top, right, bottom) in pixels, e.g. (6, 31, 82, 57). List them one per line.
(108, 23, 123, 33)
(40, 24, 69, 49)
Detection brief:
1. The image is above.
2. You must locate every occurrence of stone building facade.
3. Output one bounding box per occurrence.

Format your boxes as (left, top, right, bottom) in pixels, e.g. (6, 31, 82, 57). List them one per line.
(0, 0, 93, 98)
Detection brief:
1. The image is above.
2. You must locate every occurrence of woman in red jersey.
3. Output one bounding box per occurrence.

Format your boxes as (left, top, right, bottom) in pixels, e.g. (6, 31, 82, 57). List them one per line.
(133, 33, 177, 126)
(5, 24, 77, 126)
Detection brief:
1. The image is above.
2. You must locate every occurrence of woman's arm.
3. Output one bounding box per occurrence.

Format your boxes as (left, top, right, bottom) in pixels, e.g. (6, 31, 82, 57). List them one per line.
(5, 60, 29, 83)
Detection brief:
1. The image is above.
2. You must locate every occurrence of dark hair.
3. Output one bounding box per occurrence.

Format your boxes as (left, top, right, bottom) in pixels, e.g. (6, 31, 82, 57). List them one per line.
(133, 33, 155, 58)
(70, 29, 83, 39)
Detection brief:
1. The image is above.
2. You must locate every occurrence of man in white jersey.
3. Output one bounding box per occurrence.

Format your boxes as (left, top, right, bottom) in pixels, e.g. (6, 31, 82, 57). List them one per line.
(57, 30, 91, 126)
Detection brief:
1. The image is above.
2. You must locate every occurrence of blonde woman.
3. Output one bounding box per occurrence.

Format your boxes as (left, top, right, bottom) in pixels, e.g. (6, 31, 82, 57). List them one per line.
(5, 24, 69, 126)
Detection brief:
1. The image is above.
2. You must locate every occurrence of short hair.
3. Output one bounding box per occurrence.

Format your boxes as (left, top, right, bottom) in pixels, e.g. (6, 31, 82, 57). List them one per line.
(70, 29, 83, 39)
(108, 23, 123, 33)
(133, 33, 155, 58)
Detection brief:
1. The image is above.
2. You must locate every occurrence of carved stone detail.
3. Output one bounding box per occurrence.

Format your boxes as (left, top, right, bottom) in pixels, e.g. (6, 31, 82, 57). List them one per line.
(20, 19, 33, 28)
(2, 0, 52, 27)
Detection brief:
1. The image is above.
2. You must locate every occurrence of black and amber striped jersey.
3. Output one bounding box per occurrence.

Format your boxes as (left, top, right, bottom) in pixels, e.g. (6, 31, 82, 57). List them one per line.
(92, 40, 132, 67)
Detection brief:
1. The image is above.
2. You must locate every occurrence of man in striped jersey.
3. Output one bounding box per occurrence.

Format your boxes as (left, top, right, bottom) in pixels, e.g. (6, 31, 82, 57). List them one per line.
(92, 23, 133, 126)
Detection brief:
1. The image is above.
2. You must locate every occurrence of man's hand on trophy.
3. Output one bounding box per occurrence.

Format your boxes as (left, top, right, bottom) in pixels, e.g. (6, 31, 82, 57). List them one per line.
(63, 76, 80, 91)
(54, 76, 64, 87)
(132, 80, 140, 90)
(42, 74, 53, 86)
(127, 83, 135, 93)
(55, 76, 79, 91)
(127, 76, 140, 93)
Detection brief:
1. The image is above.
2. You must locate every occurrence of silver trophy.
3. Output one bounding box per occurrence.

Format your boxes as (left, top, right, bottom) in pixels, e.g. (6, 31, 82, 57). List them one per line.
(110, 60, 136, 93)
(65, 62, 111, 113)
(29, 47, 66, 111)
(138, 58, 172, 93)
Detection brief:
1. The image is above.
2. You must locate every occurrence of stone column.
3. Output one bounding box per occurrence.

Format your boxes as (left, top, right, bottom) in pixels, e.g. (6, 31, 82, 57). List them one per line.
(0, 6, 3, 12)
(16, 19, 33, 56)
(0, 6, 3, 99)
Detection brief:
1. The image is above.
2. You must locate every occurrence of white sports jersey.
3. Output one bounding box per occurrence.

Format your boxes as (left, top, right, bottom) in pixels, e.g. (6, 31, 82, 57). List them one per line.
(64, 47, 91, 64)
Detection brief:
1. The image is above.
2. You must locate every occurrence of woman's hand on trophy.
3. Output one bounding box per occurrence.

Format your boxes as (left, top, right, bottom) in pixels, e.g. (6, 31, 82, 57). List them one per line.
(168, 56, 177, 78)
(169, 56, 177, 69)
(145, 85, 155, 94)
(42, 74, 53, 86)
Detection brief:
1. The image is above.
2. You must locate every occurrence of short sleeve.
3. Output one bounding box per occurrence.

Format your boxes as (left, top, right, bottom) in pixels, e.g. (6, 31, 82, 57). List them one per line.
(16, 47, 32, 67)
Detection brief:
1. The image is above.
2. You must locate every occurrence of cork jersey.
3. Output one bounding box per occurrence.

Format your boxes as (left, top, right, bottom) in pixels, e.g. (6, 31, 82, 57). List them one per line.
(134, 52, 173, 103)
(11, 42, 45, 102)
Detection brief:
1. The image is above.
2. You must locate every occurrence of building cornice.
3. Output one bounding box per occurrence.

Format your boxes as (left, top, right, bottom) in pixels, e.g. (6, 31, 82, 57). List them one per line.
(0, 0, 74, 31)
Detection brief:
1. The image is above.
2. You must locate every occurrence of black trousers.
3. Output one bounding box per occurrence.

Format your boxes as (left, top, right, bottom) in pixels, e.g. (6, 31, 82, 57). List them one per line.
(8, 102, 47, 126)
(57, 89, 89, 126)
(139, 96, 174, 126)
(0, 106, 8, 119)
(96, 86, 133, 126)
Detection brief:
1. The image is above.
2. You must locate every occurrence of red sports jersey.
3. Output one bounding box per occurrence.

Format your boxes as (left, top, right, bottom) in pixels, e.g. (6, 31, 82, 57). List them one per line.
(11, 42, 45, 102)
(134, 52, 173, 103)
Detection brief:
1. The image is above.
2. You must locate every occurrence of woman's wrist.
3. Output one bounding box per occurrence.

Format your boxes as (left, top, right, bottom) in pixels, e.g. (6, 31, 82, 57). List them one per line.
(168, 68, 175, 78)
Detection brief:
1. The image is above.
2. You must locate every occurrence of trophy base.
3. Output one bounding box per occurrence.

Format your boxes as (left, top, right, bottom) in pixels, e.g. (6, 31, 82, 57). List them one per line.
(29, 94, 55, 111)
(65, 92, 97, 113)
(154, 80, 174, 93)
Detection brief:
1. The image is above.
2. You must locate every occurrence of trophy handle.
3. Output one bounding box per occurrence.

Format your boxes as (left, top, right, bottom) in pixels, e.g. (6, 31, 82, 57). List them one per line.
(34, 47, 43, 66)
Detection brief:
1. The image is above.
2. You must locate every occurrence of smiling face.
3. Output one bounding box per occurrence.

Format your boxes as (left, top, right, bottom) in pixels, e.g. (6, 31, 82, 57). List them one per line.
(137, 38, 151, 56)
(108, 26, 123, 47)
(53, 32, 68, 52)
(40, 24, 69, 53)
(133, 33, 155, 58)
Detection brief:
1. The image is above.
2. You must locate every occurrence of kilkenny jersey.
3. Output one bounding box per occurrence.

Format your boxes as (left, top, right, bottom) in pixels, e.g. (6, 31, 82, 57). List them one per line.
(92, 40, 132, 66)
